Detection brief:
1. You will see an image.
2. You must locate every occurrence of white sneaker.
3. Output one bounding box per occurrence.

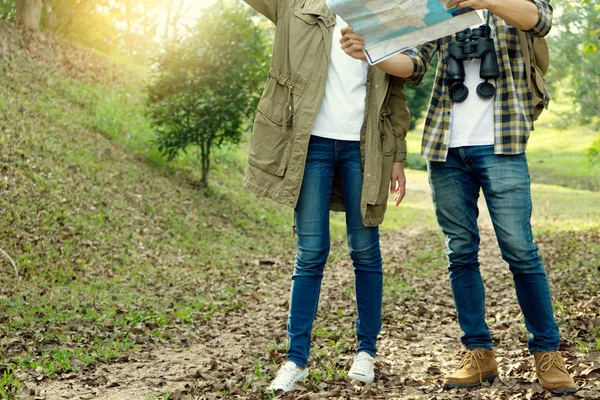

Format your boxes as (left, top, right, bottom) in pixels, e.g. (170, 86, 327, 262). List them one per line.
(267, 361, 309, 392)
(348, 352, 375, 384)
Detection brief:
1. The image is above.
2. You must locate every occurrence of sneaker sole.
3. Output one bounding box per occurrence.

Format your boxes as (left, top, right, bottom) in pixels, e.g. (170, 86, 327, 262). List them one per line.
(348, 373, 374, 384)
(443, 373, 498, 389)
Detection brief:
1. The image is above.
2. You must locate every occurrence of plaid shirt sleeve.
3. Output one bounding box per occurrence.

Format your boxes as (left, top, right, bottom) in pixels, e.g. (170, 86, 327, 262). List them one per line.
(403, 41, 439, 87)
(526, 0, 553, 37)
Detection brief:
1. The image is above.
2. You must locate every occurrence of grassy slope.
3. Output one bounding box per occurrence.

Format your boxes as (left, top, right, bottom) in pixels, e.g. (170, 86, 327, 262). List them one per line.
(0, 22, 298, 398)
(0, 21, 599, 399)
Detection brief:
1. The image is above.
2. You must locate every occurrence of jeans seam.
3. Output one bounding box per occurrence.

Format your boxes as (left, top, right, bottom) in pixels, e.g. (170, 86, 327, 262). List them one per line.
(478, 273, 492, 340)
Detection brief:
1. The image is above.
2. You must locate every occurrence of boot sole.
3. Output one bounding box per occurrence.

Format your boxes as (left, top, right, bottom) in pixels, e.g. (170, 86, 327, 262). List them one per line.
(443, 373, 498, 389)
(538, 378, 577, 394)
(549, 386, 577, 394)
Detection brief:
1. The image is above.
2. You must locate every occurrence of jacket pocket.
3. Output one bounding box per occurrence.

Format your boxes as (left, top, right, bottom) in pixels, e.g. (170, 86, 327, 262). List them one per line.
(248, 72, 295, 177)
(379, 106, 395, 156)
(293, 9, 319, 25)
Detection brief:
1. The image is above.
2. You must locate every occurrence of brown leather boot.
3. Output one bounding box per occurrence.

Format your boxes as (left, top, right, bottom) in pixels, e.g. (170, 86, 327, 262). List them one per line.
(443, 349, 499, 389)
(534, 352, 576, 393)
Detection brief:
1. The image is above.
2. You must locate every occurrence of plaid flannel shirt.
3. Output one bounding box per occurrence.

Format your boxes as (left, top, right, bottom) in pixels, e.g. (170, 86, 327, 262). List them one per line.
(404, 1, 553, 162)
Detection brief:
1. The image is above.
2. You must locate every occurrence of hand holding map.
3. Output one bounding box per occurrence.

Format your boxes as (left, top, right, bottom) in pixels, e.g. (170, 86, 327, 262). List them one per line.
(327, 0, 483, 64)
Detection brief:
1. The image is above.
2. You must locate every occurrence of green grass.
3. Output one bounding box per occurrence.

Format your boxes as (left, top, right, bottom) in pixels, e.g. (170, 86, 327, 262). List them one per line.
(0, 366, 20, 400)
(530, 183, 600, 233)
(380, 168, 600, 236)
(527, 108, 600, 191)
(380, 169, 437, 233)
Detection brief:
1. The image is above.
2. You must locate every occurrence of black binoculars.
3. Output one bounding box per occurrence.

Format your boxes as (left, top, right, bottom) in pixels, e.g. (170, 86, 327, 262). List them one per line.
(447, 25, 499, 103)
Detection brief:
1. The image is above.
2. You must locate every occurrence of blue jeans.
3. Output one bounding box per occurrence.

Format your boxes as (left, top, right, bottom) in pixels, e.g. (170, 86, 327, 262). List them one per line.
(427, 145, 560, 354)
(287, 135, 383, 369)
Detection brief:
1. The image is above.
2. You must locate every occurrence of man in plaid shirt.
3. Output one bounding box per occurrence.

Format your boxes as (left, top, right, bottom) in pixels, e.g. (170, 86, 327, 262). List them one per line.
(341, 0, 576, 394)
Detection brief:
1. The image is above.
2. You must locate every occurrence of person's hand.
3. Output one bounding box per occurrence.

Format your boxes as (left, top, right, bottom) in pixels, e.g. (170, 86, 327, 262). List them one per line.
(340, 26, 367, 62)
(390, 161, 406, 206)
(447, 0, 492, 10)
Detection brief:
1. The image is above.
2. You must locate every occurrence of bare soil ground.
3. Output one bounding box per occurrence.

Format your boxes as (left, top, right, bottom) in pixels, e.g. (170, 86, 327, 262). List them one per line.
(23, 221, 600, 400)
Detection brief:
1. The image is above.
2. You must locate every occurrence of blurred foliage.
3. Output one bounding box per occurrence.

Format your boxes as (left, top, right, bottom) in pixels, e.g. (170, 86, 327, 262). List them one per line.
(547, 0, 600, 161)
(0, 0, 15, 19)
(587, 137, 600, 165)
(2, 0, 172, 64)
(404, 57, 437, 131)
(146, 0, 268, 187)
(548, 0, 600, 125)
(44, 0, 162, 63)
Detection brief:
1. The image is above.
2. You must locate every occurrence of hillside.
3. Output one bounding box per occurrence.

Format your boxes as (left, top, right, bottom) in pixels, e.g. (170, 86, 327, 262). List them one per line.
(0, 20, 297, 399)
(1, 20, 599, 400)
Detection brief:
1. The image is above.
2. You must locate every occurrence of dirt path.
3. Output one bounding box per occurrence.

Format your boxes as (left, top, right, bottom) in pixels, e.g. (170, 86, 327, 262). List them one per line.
(24, 204, 600, 400)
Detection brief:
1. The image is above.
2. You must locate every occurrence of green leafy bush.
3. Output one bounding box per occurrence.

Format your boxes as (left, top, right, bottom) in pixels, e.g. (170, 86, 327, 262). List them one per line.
(146, 1, 268, 187)
(0, 0, 15, 20)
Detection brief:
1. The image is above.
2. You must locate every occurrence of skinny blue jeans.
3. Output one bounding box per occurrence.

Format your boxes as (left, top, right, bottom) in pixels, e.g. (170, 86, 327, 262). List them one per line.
(287, 135, 383, 369)
(427, 145, 560, 354)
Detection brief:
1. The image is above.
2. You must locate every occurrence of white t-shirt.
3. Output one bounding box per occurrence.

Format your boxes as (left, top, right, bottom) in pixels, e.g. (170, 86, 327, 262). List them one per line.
(312, 16, 368, 141)
(449, 28, 495, 148)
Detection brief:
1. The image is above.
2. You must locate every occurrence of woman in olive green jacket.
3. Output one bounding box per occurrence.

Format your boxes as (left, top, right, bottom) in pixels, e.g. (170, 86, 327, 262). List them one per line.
(243, 0, 411, 392)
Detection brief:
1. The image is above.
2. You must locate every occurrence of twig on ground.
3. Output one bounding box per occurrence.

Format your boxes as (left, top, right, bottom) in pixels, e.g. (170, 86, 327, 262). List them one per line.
(0, 246, 19, 277)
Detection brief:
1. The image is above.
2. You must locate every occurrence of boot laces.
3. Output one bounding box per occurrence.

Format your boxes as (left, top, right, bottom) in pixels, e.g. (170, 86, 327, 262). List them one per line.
(538, 352, 566, 374)
(459, 350, 486, 383)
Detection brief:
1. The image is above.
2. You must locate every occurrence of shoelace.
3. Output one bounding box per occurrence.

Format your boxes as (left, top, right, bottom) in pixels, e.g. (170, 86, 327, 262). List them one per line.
(272, 363, 302, 387)
(538, 352, 567, 374)
(458, 350, 486, 383)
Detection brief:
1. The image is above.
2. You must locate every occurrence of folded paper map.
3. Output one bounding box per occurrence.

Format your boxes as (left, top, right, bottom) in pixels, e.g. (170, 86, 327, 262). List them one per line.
(327, 0, 483, 64)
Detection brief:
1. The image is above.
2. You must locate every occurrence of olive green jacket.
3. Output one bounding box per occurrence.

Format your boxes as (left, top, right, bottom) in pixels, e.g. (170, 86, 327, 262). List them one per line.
(243, 0, 410, 226)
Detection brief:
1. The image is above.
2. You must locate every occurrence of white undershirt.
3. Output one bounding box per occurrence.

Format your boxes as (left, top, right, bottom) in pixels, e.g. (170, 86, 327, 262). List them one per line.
(449, 27, 495, 148)
(312, 16, 368, 141)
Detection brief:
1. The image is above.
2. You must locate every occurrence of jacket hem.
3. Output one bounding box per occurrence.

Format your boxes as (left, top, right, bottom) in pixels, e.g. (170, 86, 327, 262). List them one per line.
(243, 176, 294, 208)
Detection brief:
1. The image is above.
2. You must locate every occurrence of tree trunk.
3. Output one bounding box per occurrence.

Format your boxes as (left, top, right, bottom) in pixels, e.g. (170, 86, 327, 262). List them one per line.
(15, 0, 43, 30)
(201, 142, 210, 188)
